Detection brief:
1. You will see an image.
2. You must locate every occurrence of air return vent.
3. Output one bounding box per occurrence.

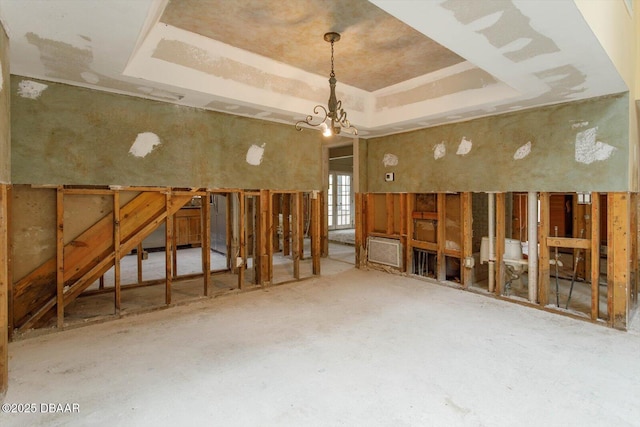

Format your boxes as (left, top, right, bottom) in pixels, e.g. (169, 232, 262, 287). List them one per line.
(367, 237, 402, 268)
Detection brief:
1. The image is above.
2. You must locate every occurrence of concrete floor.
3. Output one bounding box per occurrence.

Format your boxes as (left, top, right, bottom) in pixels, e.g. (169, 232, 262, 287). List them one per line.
(3, 260, 640, 426)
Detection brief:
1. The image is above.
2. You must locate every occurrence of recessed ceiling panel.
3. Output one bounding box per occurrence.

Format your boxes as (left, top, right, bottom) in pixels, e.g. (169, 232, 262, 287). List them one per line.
(160, 0, 466, 92)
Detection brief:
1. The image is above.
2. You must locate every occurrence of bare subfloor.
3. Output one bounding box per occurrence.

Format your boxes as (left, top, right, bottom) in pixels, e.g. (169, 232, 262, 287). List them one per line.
(3, 262, 640, 426)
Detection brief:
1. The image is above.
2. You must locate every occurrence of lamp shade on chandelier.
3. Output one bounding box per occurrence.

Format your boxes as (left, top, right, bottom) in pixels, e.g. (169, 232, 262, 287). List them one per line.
(296, 32, 358, 136)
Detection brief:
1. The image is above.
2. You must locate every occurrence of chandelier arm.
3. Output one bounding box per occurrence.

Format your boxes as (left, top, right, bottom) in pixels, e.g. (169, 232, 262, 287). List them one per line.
(295, 105, 329, 131)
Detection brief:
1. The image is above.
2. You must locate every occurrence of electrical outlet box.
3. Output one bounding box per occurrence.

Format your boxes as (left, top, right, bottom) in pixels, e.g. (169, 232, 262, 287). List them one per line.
(385, 172, 394, 182)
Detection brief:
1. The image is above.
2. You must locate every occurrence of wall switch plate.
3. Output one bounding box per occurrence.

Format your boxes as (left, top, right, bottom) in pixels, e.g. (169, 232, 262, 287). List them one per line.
(385, 172, 394, 182)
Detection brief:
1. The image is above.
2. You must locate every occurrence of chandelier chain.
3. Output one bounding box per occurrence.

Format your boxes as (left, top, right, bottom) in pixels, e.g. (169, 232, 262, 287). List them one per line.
(330, 40, 335, 78)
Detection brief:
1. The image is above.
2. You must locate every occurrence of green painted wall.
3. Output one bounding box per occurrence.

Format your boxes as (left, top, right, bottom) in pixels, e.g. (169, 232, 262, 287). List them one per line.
(365, 94, 629, 193)
(0, 25, 9, 183)
(11, 77, 322, 190)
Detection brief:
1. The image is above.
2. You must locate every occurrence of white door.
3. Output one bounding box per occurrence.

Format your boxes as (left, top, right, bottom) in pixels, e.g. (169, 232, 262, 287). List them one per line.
(328, 172, 353, 230)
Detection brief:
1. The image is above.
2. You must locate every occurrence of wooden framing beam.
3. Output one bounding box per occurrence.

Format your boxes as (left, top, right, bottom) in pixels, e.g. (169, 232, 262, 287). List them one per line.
(137, 243, 143, 285)
(607, 192, 630, 330)
(538, 192, 550, 306)
(258, 189, 271, 285)
(283, 194, 291, 257)
(354, 193, 363, 268)
(590, 192, 600, 320)
(399, 193, 408, 272)
(630, 192, 638, 311)
(56, 187, 64, 328)
(202, 192, 211, 296)
(113, 191, 121, 313)
(405, 193, 414, 275)
(238, 192, 245, 289)
(386, 193, 394, 235)
(461, 192, 473, 288)
(272, 193, 280, 253)
(546, 237, 591, 250)
(165, 192, 173, 305)
(436, 193, 446, 281)
(495, 193, 506, 296)
(0, 184, 10, 396)
(292, 192, 301, 279)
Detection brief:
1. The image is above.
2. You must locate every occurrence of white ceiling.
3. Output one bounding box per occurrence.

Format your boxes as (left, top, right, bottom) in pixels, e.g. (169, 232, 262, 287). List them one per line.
(0, 0, 628, 138)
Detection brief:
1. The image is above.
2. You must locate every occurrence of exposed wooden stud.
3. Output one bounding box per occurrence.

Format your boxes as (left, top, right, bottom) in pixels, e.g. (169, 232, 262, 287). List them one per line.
(630, 192, 638, 310)
(99, 275, 105, 290)
(299, 193, 306, 261)
(113, 191, 121, 313)
(321, 190, 328, 257)
(257, 189, 271, 285)
(137, 243, 143, 285)
(312, 192, 321, 275)
(355, 193, 364, 268)
(461, 192, 473, 288)
(292, 192, 301, 279)
(607, 192, 630, 330)
(0, 184, 10, 395)
(365, 193, 375, 237)
(538, 192, 550, 306)
(590, 192, 600, 320)
(495, 192, 506, 296)
(165, 191, 173, 305)
(202, 191, 211, 296)
(272, 193, 281, 253)
(386, 193, 394, 235)
(399, 193, 407, 272)
(404, 193, 414, 274)
(56, 186, 64, 329)
(437, 193, 446, 281)
(226, 193, 233, 271)
(172, 213, 178, 279)
(546, 237, 591, 249)
(283, 194, 291, 256)
(6, 186, 11, 341)
(238, 192, 245, 289)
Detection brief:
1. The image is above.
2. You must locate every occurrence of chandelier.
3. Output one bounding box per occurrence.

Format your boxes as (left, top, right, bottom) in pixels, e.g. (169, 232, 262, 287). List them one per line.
(296, 32, 358, 136)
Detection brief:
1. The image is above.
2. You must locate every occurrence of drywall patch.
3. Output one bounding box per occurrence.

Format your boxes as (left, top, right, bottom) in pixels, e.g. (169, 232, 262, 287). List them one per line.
(17, 80, 48, 99)
(513, 141, 531, 160)
(434, 142, 446, 160)
(456, 137, 472, 156)
(129, 132, 162, 158)
(382, 153, 399, 167)
(575, 127, 616, 164)
(246, 143, 266, 166)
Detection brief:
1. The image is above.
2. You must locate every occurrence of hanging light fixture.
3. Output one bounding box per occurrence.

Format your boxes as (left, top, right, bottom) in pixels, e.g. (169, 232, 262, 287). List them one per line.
(296, 32, 357, 136)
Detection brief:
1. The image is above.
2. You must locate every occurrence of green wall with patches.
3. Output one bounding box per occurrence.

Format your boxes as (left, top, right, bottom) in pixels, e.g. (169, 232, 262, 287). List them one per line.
(11, 77, 322, 190)
(365, 94, 629, 193)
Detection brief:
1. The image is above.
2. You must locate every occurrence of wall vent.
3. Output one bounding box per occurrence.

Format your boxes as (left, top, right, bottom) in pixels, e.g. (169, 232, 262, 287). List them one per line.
(367, 237, 402, 268)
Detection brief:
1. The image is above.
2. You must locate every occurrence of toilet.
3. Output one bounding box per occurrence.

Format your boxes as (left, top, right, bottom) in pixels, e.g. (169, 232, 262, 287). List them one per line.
(480, 236, 528, 273)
